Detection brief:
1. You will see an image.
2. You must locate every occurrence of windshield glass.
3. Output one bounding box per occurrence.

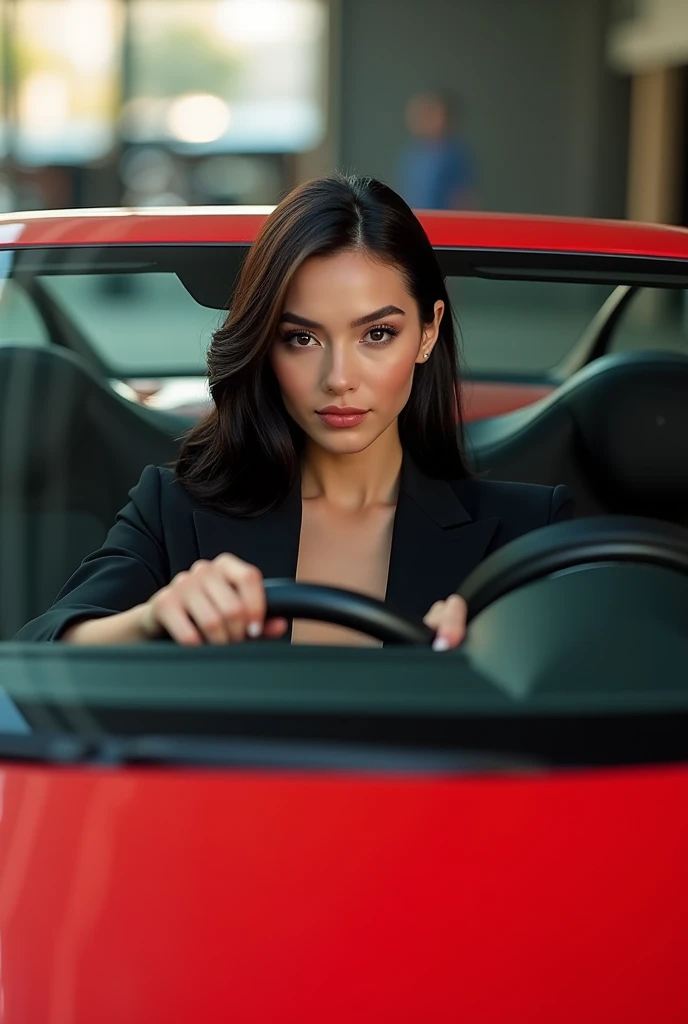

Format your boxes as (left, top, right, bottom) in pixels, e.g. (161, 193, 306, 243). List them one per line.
(5, 245, 688, 382)
(39, 271, 222, 374)
(0, 244, 625, 378)
(2, 241, 688, 765)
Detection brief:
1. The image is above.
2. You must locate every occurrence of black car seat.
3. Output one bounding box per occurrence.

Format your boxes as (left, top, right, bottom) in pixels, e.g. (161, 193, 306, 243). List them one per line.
(467, 351, 688, 525)
(0, 345, 190, 639)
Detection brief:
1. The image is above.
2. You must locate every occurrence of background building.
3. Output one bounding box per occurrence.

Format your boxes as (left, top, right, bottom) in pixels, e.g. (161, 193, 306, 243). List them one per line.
(0, 0, 687, 227)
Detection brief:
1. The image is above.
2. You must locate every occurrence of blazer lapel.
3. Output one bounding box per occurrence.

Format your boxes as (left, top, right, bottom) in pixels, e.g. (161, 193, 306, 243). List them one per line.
(386, 457, 499, 619)
(192, 478, 302, 581)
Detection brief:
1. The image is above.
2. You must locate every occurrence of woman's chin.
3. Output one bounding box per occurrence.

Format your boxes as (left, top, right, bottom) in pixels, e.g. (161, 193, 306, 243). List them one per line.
(308, 427, 377, 456)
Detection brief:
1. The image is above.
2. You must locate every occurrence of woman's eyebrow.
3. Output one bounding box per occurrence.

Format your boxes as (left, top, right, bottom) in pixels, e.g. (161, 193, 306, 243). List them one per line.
(351, 305, 405, 327)
(279, 305, 405, 330)
(279, 312, 321, 328)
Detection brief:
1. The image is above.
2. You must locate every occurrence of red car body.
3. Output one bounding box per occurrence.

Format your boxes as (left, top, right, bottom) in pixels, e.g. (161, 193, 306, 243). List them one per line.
(5, 763, 688, 1023)
(2, 208, 688, 1022)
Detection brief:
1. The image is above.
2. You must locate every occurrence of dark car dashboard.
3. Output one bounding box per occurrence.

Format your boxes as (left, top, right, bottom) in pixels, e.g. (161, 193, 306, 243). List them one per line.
(1, 550, 687, 771)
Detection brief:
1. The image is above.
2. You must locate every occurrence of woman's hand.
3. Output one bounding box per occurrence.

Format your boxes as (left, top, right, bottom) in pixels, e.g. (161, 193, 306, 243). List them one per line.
(423, 593, 468, 651)
(139, 554, 288, 646)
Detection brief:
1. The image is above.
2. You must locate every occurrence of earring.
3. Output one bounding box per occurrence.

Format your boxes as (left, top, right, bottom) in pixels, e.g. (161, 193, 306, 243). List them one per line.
(423, 351, 430, 359)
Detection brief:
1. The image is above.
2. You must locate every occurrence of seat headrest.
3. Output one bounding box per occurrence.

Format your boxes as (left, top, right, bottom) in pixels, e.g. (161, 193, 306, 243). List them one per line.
(565, 353, 688, 508)
(0, 345, 181, 486)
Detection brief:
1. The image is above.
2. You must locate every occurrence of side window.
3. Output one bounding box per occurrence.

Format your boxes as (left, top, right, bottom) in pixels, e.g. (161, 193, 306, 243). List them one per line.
(0, 280, 48, 346)
(610, 288, 688, 356)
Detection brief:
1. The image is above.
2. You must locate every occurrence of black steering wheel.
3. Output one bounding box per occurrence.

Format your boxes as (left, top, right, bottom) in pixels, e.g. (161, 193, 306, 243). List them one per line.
(265, 518, 688, 645)
(459, 516, 688, 621)
(263, 579, 434, 645)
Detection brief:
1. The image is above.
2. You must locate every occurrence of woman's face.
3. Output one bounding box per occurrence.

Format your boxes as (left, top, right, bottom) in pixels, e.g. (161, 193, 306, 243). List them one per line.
(270, 249, 443, 456)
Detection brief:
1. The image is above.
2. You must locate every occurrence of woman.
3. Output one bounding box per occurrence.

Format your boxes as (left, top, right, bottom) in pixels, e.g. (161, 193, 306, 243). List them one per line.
(17, 174, 573, 649)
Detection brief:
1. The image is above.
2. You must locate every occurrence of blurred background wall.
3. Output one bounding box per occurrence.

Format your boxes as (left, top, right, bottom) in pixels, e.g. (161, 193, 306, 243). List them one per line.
(0, 0, 686, 222)
(340, 0, 630, 218)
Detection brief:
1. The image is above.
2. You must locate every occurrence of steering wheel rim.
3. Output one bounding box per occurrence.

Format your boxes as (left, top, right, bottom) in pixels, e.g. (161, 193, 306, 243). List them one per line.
(459, 516, 688, 623)
(263, 579, 434, 646)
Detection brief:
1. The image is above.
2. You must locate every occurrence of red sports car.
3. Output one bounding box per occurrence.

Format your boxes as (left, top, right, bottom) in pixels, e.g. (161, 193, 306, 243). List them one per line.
(0, 207, 687, 1023)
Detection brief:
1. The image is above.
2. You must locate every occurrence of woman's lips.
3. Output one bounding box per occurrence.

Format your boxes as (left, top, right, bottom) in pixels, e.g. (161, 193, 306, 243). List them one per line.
(316, 406, 369, 428)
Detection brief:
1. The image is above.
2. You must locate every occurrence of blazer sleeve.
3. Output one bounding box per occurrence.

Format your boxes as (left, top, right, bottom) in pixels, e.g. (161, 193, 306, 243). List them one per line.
(14, 465, 171, 643)
(549, 484, 576, 524)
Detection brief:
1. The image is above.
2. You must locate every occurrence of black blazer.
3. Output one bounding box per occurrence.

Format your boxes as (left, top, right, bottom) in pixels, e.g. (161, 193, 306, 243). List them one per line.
(16, 457, 574, 642)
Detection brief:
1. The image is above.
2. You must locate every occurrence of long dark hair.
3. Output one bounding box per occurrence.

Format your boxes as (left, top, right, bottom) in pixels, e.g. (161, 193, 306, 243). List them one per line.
(176, 173, 470, 515)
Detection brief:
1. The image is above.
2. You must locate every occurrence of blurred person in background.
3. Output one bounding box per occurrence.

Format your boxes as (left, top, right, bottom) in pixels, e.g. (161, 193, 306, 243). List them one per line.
(398, 91, 477, 211)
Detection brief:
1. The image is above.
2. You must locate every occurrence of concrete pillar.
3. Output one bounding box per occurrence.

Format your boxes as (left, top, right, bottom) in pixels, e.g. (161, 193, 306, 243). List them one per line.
(625, 66, 684, 325)
(626, 66, 684, 225)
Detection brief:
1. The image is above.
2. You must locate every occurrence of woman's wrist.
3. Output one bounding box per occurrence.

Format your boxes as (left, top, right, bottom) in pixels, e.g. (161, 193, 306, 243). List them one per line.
(61, 603, 153, 645)
(134, 600, 159, 640)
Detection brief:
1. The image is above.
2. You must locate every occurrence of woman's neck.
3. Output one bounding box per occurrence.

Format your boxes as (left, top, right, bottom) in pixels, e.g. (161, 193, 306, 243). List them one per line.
(301, 425, 403, 511)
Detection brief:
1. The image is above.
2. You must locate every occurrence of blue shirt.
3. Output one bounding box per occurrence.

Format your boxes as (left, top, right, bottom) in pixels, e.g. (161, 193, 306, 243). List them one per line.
(399, 137, 475, 210)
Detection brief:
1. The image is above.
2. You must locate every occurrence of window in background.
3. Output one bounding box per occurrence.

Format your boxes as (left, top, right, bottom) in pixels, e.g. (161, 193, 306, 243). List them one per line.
(13, 0, 122, 165)
(124, 0, 327, 154)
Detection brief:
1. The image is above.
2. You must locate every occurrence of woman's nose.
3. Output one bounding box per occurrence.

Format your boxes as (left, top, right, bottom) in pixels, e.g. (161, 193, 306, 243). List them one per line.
(321, 343, 358, 394)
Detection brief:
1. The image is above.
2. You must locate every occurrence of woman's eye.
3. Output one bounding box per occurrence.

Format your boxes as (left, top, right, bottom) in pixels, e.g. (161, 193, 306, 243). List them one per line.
(284, 332, 318, 348)
(364, 326, 397, 345)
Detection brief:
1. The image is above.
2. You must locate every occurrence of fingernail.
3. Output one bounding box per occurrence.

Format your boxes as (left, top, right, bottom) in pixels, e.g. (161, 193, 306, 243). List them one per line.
(432, 636, 450, 652)
(246, 621, 262, 638)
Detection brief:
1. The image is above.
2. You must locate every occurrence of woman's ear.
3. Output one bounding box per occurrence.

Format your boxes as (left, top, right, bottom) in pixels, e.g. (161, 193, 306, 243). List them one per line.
(415, 300, 445, 363)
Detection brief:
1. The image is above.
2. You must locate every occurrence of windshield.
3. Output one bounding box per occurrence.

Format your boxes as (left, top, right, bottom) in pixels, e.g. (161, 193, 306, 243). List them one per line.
(0, 244, 640, 379)
(5, 245, 688, 384)
(2, 241, 688, 768)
